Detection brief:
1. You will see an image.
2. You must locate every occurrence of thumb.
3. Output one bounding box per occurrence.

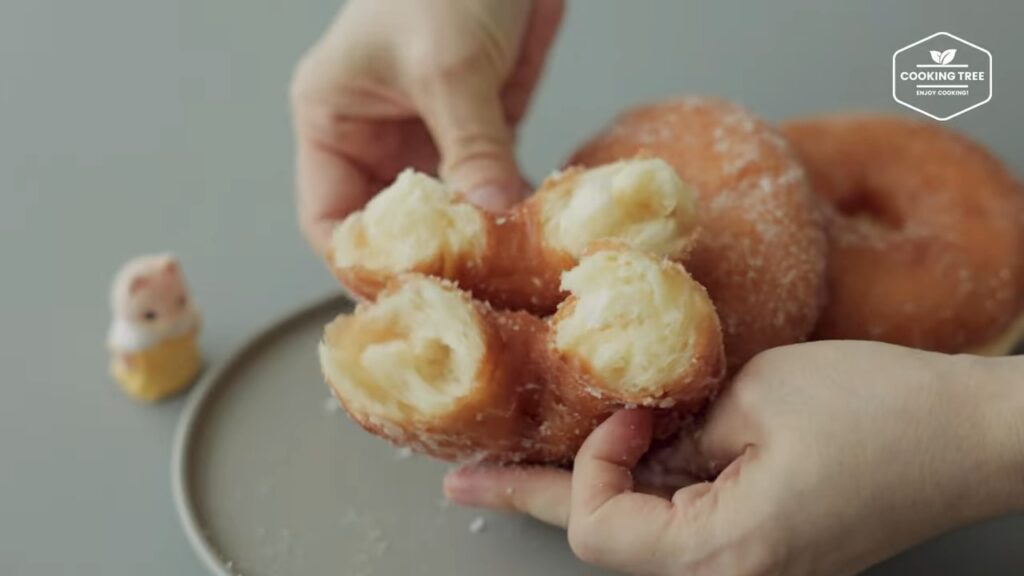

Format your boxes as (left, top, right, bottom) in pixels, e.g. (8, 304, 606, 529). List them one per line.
(414, 71, 525, 212)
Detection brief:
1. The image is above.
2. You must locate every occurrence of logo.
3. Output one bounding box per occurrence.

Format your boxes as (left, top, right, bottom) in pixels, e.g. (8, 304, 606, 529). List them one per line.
(892, 32, 992, 121)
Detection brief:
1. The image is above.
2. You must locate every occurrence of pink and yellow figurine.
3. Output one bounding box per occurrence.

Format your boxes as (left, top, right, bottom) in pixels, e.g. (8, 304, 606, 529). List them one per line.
(107, 253, 202, 402)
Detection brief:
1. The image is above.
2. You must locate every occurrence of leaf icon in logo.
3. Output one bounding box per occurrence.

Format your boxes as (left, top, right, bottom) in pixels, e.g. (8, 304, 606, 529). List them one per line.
(930, 50, 944, 64)
(940, 48, 957, 64)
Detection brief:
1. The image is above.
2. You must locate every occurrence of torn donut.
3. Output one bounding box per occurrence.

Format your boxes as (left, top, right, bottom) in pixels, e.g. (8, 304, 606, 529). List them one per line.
(569, 97, 828, 370)
(328, 156, 700, 314)
(781, 114, 1024, 353)
(319, 248, 725, 463)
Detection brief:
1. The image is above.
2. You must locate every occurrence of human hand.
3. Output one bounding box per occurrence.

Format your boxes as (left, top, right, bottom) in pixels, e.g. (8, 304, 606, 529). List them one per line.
(444, 342, 1024, 575)
(290, 0, 564, 254)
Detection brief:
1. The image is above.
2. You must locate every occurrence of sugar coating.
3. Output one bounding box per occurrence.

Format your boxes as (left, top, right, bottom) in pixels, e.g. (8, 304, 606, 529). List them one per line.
(469, 516, 487, 534)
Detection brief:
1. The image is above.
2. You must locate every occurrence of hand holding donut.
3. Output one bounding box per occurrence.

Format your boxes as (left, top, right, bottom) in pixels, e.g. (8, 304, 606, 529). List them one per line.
(294, 1, 1024, 571)
(318, 156, 725, 463)
(290, 0, 564, 253)
(445, 342, 1024, 576)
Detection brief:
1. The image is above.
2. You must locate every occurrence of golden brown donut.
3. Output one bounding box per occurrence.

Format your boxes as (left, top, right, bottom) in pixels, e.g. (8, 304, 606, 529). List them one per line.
(781, 115, 1024, 353)
(966, 177, 1024, 355)
(319, 248, 725, 463)
(569, 97, 827, 370)
(329, 157, 700, 314)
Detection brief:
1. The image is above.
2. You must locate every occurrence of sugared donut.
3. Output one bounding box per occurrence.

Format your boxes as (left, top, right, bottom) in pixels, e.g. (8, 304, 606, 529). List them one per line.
(329, 157, 700, 314)
(781, 115, 1024, 353)
(320, 248, 724, 463)
(569, 97, 827, 370)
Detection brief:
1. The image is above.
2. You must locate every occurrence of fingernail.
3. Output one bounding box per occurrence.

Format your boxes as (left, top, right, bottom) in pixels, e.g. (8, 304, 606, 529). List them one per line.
(442, 468, 484, 505)
(465, 186, 516, 213)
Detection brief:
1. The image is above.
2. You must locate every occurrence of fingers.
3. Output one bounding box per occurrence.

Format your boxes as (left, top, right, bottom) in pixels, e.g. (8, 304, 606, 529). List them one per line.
(568, 409, 675, 572)
(638, 430, 722, 484)
(696, 369, 763, 474)
(572, 409, 654, 516)
(295, 139, 373, 255)
(443, 465, 571, 528)
(441, 409, 769, 574)
(413, 67, 525, 212)
(503, 0, 565, 124)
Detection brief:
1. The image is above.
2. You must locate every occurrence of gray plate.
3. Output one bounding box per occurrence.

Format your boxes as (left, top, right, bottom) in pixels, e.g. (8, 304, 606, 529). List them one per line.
(172, 294, 609, 576)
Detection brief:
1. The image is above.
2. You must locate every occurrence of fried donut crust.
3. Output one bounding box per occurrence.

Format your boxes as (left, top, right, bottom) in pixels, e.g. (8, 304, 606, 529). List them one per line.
(782, 114, 1024, 352)
(328, 157, 701, 314)
(320, 248, 725, 464)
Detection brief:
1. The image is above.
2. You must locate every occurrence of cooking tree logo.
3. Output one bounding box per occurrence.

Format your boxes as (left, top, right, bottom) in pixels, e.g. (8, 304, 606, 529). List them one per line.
(893, 32, 992, 121)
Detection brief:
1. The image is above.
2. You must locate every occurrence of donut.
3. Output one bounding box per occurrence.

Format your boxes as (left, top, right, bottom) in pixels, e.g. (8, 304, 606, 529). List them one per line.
(319, 248, 725, 463)
(781, 115, 1024, 353)
(569, 97, 827, 370)
(329, 156, 700, 314)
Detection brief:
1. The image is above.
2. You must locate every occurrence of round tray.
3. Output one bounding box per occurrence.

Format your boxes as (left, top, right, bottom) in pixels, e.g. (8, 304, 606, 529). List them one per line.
(172, 294, 606, 576)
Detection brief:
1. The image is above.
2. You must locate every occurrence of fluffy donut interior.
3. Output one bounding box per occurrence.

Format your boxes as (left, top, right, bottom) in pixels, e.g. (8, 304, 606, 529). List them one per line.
(319, 277, 485, 421)
(554, 250, 714, 396)
(330, 170, 487, 273)
(539, 158, 699, 258)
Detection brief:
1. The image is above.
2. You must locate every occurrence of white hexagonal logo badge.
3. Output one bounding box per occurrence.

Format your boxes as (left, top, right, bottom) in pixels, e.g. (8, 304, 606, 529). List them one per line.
(893, 32, 992, 121)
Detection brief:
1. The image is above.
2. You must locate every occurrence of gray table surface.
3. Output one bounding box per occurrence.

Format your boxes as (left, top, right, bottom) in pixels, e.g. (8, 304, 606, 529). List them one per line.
(2, 0, 1021, 574)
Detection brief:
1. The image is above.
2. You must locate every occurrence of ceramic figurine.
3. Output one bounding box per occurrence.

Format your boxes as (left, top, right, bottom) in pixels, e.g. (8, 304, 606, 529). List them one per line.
(107, 253, 201, 402)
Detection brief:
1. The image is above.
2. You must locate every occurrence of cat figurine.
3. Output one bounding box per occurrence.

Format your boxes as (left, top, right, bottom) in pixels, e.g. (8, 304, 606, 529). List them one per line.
(108, 253, 202, 402)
